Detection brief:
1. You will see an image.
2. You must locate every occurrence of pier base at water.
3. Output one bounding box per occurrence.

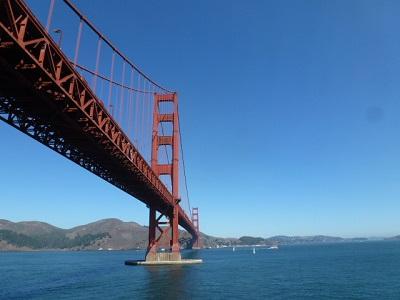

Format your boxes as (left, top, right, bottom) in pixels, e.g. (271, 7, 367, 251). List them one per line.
(146, 251, 182, 262)
(125, 252, 202, 266)
(125, 259, 202, 266)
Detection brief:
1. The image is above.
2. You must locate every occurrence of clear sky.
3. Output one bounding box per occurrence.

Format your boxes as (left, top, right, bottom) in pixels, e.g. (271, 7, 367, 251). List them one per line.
(1, 0, 400, 238)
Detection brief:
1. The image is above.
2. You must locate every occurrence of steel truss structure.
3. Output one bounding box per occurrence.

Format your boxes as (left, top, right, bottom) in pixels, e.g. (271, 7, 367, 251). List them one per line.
(0, 0, 199, 250)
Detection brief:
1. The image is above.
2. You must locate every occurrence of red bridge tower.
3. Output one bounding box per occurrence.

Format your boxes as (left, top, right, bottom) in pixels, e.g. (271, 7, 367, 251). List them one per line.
(192, 207, 202, 249)
(147, 93, 181, 261)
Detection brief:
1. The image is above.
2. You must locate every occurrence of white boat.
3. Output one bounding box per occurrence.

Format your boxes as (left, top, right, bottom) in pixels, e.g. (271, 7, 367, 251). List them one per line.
(268, 245, 279, 250)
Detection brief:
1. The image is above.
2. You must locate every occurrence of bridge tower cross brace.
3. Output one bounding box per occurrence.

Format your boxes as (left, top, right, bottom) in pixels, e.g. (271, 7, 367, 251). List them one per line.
(146, 93, 181, 261)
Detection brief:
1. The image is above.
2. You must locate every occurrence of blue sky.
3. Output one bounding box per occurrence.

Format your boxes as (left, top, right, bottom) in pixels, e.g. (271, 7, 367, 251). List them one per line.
(1, 0, 400, 238)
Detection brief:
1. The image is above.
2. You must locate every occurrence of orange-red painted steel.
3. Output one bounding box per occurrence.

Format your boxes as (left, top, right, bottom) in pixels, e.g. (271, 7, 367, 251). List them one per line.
(192, 207, 202, 248)
(147, 93, 181, 256)
(0, 0, 199, 245)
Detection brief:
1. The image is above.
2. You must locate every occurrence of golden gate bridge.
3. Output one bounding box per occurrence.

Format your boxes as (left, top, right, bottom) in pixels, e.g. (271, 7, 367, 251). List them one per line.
(0, 0, 201, 263)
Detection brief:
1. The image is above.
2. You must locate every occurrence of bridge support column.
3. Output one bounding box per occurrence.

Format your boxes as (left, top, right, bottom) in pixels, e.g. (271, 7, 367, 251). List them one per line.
(145, 92, 182, 262)
(145, 207, 157, 261)
(170, 204, 181, 259)
(145, 206, 182, 262)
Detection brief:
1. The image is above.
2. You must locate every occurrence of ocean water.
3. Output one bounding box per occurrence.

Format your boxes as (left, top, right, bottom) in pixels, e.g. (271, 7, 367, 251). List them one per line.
(1, 241, 400, 299)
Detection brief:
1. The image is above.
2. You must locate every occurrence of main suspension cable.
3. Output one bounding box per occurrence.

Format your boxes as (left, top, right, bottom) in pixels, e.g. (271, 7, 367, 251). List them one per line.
(75, 63, 155, 94)
(177, 107, 191, 216)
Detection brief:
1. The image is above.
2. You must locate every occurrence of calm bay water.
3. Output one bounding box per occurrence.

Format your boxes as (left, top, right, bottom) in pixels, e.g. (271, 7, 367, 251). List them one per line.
(1, 241, 400, 299)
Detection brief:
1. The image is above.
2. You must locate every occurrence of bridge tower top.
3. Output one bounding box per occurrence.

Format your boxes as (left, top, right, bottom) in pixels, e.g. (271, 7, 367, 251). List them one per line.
(151, 92, 179, 201)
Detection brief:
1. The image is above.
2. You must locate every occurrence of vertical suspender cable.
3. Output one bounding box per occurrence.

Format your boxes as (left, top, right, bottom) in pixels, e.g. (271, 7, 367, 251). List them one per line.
(107, 52, 115, 110)
(92, 37, 102, 92)
(99, 78, 104, 104)
(128, 68, 134, 140)
(134, 75, 141, 147)
(73, 18, 83, 68)
(140, 80, 146, 154)
(144, 81, 149, 160)
(119, 61, 126, 126)
(177, 108, 191, 216)
(46, 0, 56, 32)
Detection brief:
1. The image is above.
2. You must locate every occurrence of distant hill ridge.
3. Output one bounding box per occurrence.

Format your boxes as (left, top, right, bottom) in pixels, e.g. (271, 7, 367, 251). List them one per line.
(0, 218, 393, 251)
(0, 218, 147, 251)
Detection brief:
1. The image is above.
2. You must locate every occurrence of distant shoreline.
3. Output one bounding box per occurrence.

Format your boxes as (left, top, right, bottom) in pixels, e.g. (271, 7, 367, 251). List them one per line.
(2, 240, 400, 253)
(1, 218, 399, 251)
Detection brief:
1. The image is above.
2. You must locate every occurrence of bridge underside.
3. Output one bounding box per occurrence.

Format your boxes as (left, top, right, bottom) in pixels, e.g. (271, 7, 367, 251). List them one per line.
(0, 57, 173, 215)
(0, 0, 198, 251)
(0, 61, 164, 208)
